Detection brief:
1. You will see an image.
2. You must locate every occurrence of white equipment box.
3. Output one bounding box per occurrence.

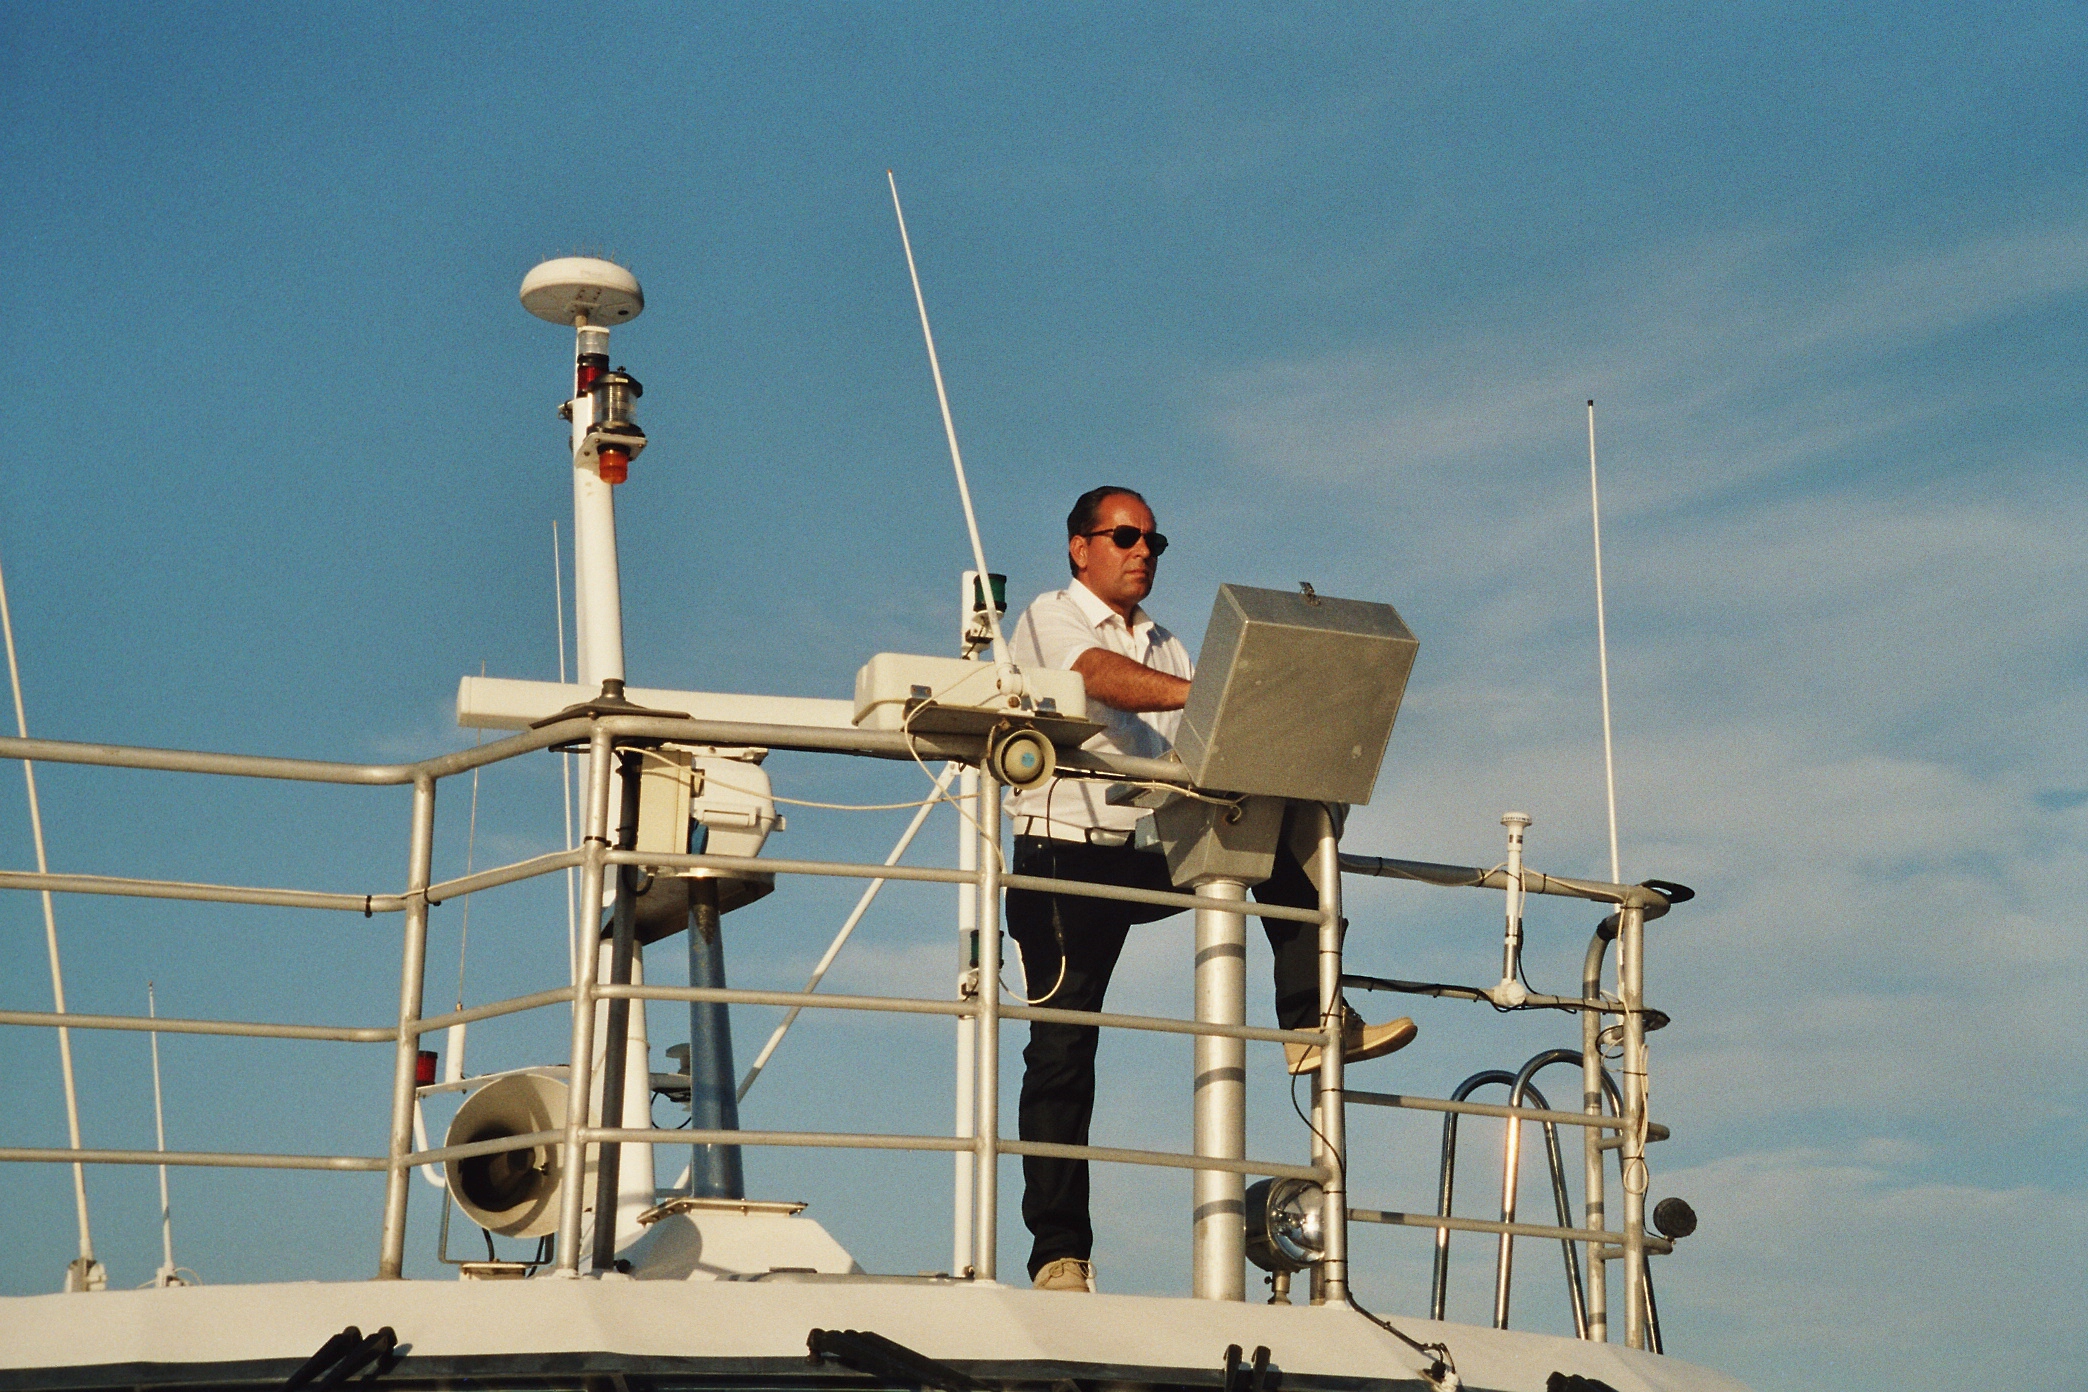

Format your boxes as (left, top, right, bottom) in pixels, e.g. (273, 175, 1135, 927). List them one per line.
(852, 653, 1096, 743)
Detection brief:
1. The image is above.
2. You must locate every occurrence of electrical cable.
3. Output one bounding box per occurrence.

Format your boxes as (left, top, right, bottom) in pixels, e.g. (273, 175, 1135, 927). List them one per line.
(899, 691, 1006, 873)
(1285, 1070, 1458, 1389)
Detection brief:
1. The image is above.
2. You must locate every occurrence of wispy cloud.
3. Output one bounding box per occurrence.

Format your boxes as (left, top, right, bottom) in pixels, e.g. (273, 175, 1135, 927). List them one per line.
(1203, 215, 2088, 513)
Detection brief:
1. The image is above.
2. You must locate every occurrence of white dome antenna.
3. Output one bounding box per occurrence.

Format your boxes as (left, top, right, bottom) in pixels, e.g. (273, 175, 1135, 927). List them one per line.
(520, 256, 644, 327)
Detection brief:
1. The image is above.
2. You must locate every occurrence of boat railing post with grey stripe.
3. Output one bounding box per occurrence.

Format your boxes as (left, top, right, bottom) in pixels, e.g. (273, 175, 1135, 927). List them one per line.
(0, 712, 1691, 1348)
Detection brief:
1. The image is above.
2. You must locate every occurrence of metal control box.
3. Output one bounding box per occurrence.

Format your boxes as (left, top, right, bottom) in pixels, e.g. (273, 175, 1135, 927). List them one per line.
(1175, 584, 1418, 804)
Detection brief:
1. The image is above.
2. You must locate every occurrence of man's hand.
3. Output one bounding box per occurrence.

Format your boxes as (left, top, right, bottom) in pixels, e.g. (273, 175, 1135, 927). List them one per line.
(1072, 649, 1191, 713)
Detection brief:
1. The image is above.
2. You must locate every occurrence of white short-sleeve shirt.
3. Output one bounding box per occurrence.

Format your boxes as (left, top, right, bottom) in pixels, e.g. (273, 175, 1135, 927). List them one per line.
(1005, 577, 1194, 835)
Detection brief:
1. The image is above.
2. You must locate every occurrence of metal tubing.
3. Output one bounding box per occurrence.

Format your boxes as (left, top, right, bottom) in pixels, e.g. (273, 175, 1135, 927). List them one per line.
(376, 776, 436, 1279)
(408, 989, 577, 1036)
(687, 877, 745, 1199)
(590, 753, 643, 1271)
(1490, 1072, 1587, 1338)
(1618, 903, 1650, 1348)
(1312, 806, 1350, 1304)
(589, 1128, 971, 1154)
(0, 1147, 384, 1172)
(556, 727, 615, 1275)
(1345, 1089, 1633, 1131)
(599, 848, 1318, 923)
(0, 734, 419, 786)
(425, 848, 584, 905)
(1582, 928, 1612, 1341)
(0, 711, 1190, 793)
(1349, 1207, 1671, 1252)
(0, 1008, 390, 1043)
(0, 720, 1005, 815)
(592, 712, 1187, 783)
(953, 763, 978, 1276)
(1431, 1069, 1515, 1319)
(0, 870, 407, 914)
(1339, 853, 1673, 917)
(972, 776, 1000, 1280)
(1191, 876, 1249, 1301)
(1643, 1251, 1664, 1354)
(1004, 1139, 1324, 1182)
(1536, 1082, 1591, 1339)
(0, 721, 580, 786)
(602, 983, 974, 1019)
(1008, 1003, 1319, 1046)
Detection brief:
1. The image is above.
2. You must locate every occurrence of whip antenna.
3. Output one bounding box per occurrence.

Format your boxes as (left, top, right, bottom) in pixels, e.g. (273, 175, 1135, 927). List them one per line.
(1587, 400, 1621, 884)
(0, 542, 101, 1290)
(146, 983, 186, 1286)
(888, 171, 1011, 669)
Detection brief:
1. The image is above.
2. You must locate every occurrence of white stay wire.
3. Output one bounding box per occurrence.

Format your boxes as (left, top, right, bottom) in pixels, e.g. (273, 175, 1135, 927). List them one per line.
(0, 542, 96, 1275)
(1587, 400, 1622, 886)
(736, 760, 961, 1102)
(888, 171, 1012, 670)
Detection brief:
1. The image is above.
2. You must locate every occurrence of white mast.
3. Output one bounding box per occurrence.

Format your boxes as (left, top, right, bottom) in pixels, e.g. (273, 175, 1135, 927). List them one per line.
(520, 257, 655, 1260)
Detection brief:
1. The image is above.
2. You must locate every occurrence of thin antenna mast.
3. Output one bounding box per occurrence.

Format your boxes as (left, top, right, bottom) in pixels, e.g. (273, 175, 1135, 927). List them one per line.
(1587, 400, 1622, 884)
(0, 543, 101, 1291)
(888, 171, 1012, 669)
(147, 983, 183, 1286)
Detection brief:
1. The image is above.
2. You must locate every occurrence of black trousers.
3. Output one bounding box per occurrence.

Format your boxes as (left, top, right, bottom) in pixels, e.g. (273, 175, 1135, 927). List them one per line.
(1004, 821, 1323, 1279)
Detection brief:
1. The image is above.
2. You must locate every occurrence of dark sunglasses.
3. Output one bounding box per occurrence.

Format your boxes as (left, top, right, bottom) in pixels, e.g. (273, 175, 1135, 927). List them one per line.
(1080, 526, 1169, 557)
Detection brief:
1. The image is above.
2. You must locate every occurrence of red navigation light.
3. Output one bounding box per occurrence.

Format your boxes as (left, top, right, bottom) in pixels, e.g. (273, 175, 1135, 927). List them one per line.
(415, 1049, 439, 1087)
(598, 447, 630, 484)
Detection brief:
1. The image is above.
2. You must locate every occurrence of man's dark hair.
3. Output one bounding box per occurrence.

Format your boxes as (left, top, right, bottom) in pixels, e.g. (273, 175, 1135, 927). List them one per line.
(1065, 486, 1148, 576)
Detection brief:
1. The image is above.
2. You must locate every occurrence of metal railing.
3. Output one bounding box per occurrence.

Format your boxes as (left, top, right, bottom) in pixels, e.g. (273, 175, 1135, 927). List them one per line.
(0, 715, 1334, 1287)
(1, 715, 1682, 1348)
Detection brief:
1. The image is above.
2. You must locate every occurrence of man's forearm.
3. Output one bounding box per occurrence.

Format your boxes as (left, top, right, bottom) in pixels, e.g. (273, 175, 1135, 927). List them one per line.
(1071, 648, 1190, 712)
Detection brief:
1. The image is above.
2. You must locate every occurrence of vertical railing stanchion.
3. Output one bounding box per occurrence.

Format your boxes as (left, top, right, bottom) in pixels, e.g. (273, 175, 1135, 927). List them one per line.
(971, 774, 1001, 1280)
(1581, 925, 1613, 1340)
(1617, 901, 1649, 1347)
(557, 725, 616, 1275)
(589, 751, 643, 1272)
(377, 773, 437, 1278)
(1190, 874, 1248, 1300)
(952, 763, 978, 1274)
(1313, 804, 1349, 1304)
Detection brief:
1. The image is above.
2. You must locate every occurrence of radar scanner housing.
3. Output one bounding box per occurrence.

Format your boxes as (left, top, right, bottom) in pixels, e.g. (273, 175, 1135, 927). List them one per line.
(1175, 584, 1417, 805)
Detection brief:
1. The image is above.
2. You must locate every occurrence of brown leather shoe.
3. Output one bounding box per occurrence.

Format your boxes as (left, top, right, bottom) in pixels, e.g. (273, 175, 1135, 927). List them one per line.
(1286, 1013, 1417, 1075)
(1033, 1257, 1096, 1292)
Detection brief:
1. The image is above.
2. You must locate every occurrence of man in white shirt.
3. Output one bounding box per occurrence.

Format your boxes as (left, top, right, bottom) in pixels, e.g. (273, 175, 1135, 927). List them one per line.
(1004, 486, 1416, 1293)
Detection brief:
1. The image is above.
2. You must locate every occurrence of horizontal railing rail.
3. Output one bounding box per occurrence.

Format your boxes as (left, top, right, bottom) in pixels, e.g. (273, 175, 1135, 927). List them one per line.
(0, 1146, 384, 1172)
(0, 717, 1195, 791)
(1347, 1089, 1633, 1132)
(1348, 1207, 1672, 1254)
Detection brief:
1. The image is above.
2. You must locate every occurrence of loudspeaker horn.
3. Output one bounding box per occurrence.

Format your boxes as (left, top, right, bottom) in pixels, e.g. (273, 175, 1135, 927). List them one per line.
(444, 1073, 578, 1238)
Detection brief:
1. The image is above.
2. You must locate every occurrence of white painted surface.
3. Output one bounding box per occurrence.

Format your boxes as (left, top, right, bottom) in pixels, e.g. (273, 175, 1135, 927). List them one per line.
(0, 1278, 1752, 1391)
(456, 675, 857, 732)
(622, 1210, 861, 1280)
(852, 652, 1087, 730)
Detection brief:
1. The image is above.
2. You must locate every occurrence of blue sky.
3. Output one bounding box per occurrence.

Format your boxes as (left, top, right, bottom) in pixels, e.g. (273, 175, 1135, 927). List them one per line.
(3, 5, 2084, 1388)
